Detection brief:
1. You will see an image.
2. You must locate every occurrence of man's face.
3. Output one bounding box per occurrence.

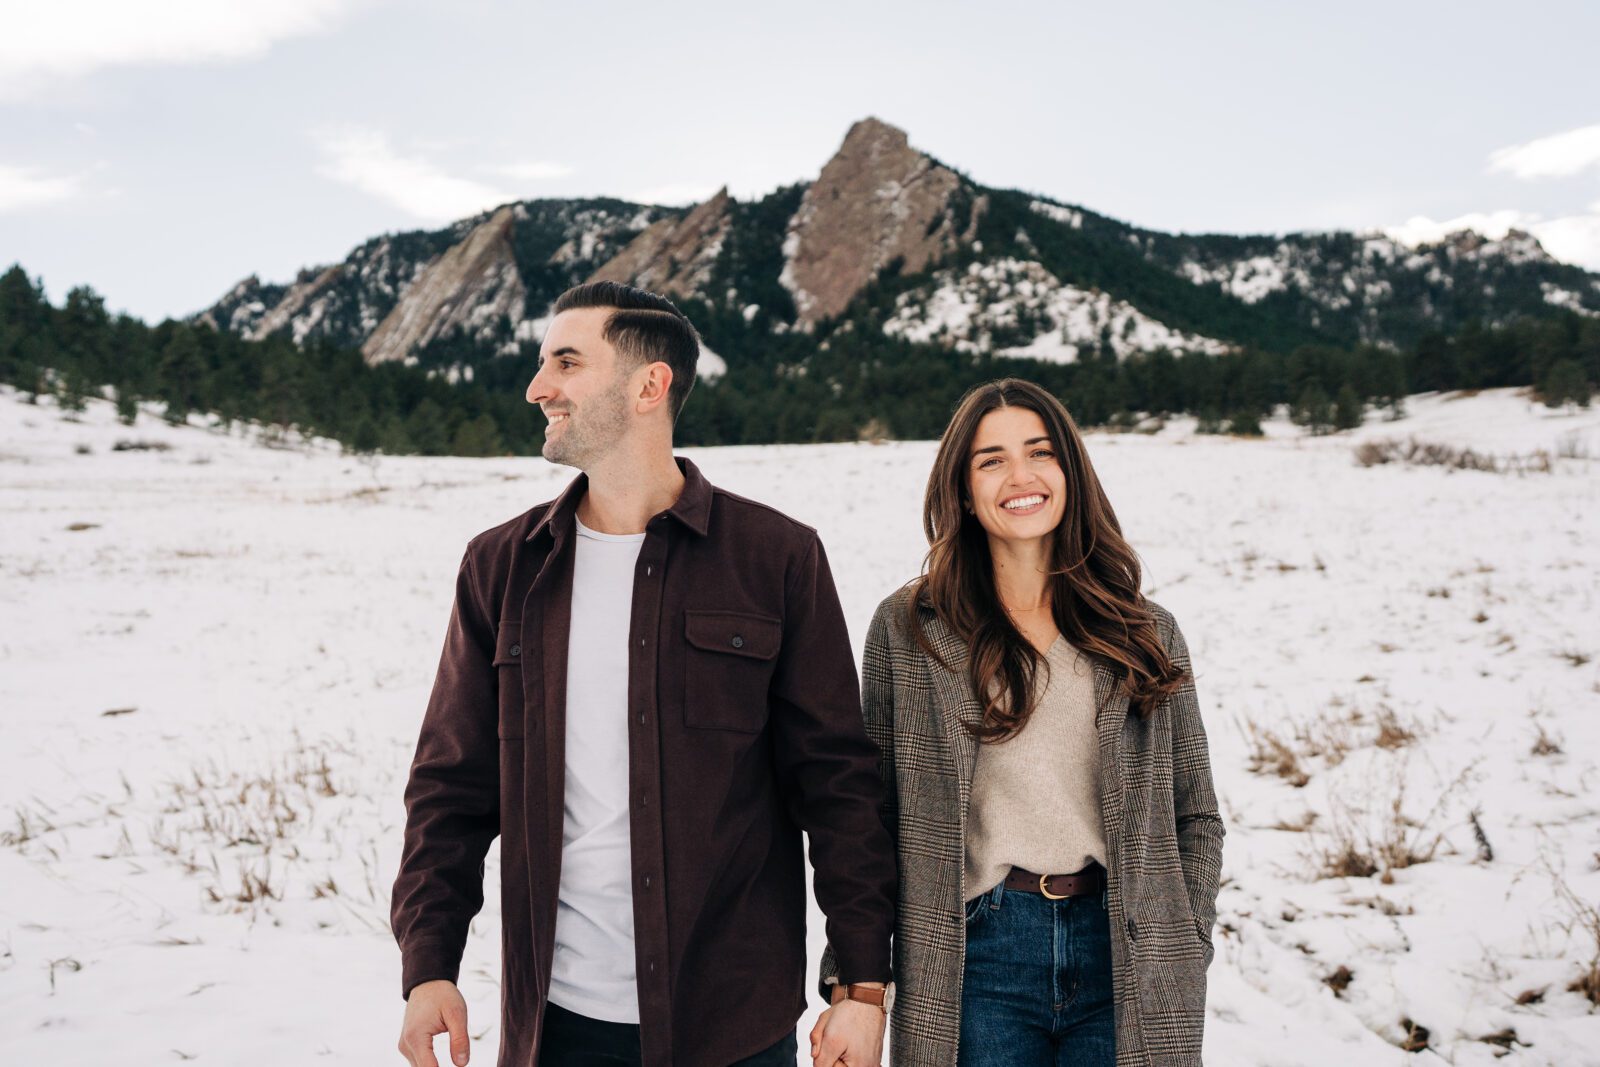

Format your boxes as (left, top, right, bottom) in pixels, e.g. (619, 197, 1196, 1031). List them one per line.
(527, 307, 634, 469)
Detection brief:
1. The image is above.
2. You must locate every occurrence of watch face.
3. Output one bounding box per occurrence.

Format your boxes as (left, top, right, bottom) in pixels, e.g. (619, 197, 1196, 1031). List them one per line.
(883, 982, 896, 1012)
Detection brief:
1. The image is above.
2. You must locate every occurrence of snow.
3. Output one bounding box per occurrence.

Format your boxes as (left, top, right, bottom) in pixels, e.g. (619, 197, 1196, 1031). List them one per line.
(3, 387, 1600, 1065)
(1181, 253, 1289, 305)
(885, 258, 1232, 360)
(1029, 199, 1083, 229)
(697, 344, 726, 380)
(1542, 283, 1598, 316)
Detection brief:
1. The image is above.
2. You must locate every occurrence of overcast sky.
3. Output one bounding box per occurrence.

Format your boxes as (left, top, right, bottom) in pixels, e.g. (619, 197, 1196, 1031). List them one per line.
(3, 0, 1598, 322)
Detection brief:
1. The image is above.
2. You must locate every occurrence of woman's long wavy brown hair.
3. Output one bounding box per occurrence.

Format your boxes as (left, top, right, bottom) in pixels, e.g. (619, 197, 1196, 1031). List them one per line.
(908, 378, 1184, 741)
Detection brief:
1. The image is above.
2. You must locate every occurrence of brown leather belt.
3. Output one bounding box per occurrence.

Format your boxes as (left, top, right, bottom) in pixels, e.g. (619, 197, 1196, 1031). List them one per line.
(1003, 864, 1104, 900)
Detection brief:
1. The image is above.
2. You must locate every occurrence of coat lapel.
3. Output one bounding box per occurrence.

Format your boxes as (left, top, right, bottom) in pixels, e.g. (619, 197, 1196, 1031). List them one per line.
(1093, 659, 1130, 856)
(918, 609, 984, 815)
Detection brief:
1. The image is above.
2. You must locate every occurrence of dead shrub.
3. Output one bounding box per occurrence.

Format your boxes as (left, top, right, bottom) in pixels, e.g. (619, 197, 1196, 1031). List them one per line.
(1354, 436, 1553, 475)
(1531, 724, 1563, 757)
(1373, 706, 1418, 750)
(1323, 965, 1353, 997)
(1477, 1028, 1521, 1051)
(1241, 703, 1426, 789)
(1271, 810, 1318, 833)
(1398, 1017, 1431, 1053)
(1551, 866, 1600, 1007)
(1241, 718, 1309, 787)
(1309, 760, 1456, 882)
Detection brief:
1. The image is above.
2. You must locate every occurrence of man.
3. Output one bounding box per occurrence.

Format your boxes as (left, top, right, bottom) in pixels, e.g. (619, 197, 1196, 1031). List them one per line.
(392, 281, 896, 1067)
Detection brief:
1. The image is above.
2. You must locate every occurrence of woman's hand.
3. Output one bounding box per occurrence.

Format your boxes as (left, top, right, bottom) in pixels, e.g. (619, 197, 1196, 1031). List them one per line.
(809, 985, 886, 1067)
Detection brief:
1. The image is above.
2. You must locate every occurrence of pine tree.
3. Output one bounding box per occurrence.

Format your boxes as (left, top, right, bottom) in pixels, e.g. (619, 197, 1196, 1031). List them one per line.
(57, 366, 92, 413)
(350, 415, 381, 454)
(115, 386, 139, 426)
(1226, 409, 1263, 436)
(1541, 359, 1591, 409)
(1333, 384, 1364, 430)
(450, 413, 503, 456)
(1294, 383, 1333, 435)
(159, 329, 207, 424)
(406, 399, 449, 455)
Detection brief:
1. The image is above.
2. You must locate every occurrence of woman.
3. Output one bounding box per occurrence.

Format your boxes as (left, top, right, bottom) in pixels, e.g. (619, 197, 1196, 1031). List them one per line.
(814, 379, 1223, 1067)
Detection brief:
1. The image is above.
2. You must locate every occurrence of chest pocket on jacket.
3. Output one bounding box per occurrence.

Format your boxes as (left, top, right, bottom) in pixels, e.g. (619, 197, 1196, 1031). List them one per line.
(682, 610, 781, 733)
(492, 621, 526, 739)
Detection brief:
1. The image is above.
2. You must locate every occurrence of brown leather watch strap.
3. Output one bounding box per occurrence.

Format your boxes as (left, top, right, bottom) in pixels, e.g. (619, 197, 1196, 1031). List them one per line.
(844, 983, 887, 1008)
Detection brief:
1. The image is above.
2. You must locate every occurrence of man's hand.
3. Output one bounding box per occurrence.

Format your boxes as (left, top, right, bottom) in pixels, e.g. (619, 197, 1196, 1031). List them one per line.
(398, 980, 470, 1067)
(809, 985, 886, 1067)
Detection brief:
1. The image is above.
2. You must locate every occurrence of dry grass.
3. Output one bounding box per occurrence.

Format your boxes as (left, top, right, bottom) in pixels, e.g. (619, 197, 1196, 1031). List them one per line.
(1354, 437, 1554, 475)
(1398, 1017, 1431, 1052)
(1323, 964, 1353, 998)
(1242, 718, 1309, 787)
(1531, 723, 1564, 757)
(1309, 760, 1460, 882)
(1477, 1027, 1521, 1052)
(1240, 702, 1426, 790)
(144, 735, 353, 914)
(1550, 865, 1600, 1007)
(1271, 810, 1319, 833)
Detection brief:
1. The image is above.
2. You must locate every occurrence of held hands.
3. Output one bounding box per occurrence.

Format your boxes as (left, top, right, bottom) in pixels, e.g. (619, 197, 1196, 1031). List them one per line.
(809, 984, 886, 1067)
(398, 980, 470, 1067)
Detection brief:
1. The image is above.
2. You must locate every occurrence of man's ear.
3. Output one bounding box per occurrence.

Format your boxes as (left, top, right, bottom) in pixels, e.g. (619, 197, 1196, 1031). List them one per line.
(635, 361, 675, 416)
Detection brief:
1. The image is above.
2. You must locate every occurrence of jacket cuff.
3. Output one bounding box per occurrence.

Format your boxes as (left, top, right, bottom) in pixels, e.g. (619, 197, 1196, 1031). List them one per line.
(400, 936, 464, 1000)
(827, 929, 893, 987)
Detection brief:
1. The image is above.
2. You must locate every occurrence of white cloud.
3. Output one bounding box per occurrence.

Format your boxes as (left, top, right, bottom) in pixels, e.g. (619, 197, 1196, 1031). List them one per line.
(1487, 124, 1600, 180)
(1383, 203, 1600, 274)
(0, 164, 86, 213)
(1383, 210, 1539, 247)
(1531, 208, 1600, 272)
(491, 161, 574, 182)
(313, 126, 515, 222)
(0, 0, 364, 99)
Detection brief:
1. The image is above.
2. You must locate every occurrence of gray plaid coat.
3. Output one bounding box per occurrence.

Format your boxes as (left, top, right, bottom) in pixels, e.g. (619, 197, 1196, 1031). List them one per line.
(821, 588, 1224, 1066)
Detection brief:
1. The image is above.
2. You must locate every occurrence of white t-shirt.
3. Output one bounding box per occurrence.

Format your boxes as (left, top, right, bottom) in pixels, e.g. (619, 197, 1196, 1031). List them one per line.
(546, 516, 645, 1023)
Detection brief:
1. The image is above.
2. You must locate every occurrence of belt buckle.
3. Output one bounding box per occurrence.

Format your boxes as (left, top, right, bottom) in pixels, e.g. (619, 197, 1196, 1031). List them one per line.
(1039, 873, 1069, 900)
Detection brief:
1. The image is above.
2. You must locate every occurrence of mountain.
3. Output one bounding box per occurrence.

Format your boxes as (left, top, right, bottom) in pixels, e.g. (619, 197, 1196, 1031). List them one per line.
(198, 117, 1600, 376)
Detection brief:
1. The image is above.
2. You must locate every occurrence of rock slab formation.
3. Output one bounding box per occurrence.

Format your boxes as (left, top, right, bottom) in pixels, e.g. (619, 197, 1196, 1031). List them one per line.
(361, 205, 525, 364)
(781, 117, 985, 327)
(589, 188, 732, 300)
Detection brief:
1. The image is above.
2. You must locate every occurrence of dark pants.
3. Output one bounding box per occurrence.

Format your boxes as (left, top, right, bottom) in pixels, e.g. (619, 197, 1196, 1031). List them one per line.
(540, 1002, 798, 1067)
(958, 881, 1116, 1067)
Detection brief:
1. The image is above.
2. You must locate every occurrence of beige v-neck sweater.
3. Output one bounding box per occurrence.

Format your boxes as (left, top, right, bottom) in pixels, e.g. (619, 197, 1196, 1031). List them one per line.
(963, 635, 1107, 899)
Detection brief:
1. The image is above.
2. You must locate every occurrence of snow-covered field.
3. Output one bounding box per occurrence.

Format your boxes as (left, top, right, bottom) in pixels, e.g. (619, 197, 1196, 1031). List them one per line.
(3, 386, 1598, 1065)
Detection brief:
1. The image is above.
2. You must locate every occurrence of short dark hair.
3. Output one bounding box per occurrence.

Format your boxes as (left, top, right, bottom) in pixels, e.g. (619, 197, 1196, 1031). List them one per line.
(552, 281, 700, 420)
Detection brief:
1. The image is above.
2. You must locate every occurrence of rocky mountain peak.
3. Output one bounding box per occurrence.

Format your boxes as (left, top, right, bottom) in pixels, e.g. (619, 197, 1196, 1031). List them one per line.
(588, 187, 732, 299)
(360, 204, 523, 365)
(780, 117, 986, 327)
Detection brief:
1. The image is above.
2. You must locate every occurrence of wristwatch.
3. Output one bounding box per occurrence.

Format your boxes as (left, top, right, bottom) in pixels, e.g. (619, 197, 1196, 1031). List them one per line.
(844, 981, 896, 1015)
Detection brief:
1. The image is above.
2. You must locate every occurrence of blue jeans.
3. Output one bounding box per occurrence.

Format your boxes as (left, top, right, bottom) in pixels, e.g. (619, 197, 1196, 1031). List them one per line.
(958, 881, 1116, 1067)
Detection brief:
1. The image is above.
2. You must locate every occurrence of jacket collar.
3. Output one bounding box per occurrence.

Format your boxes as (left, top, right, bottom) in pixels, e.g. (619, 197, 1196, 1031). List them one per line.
(524, 456, 713, 544)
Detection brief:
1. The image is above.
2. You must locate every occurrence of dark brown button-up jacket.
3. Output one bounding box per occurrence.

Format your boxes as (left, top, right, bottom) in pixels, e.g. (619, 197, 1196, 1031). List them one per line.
(392, 458, 896, 1067)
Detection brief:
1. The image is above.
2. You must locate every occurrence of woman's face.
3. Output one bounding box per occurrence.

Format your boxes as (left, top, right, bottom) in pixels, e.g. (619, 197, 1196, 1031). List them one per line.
(965, 406, 1068, 550)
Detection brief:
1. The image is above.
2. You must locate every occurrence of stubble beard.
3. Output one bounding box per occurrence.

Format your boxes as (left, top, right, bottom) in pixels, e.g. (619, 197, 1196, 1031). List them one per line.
(541, 378, 631, 470)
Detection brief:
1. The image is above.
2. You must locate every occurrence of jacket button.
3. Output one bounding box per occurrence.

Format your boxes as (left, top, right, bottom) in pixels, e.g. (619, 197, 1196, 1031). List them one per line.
(731, 635, 745, 649)
(509, 644, 521, 657)
(1126, 918, 1138, 942)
